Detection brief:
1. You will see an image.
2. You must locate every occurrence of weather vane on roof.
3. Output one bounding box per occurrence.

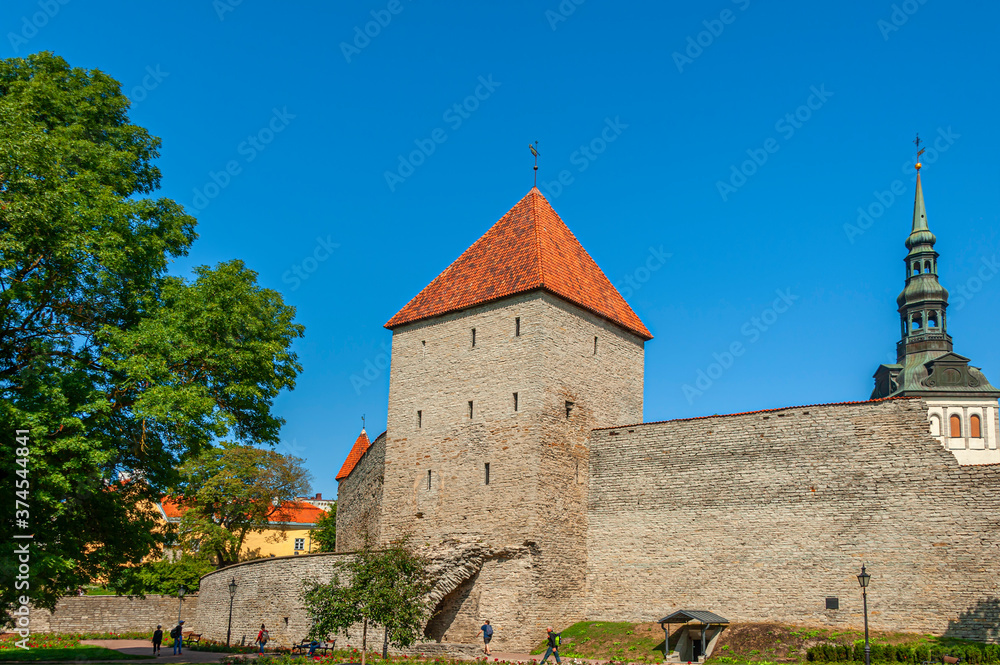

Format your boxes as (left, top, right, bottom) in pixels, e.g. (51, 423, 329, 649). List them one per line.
(362, 414, 365, 431)
(529, 141, 540, 187)
(914, 133, 925, 171)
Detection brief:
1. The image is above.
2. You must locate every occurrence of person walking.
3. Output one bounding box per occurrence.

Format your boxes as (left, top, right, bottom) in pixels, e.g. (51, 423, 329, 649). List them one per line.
(152, 625, 163, 657)
(256, 624, 269, 655)
(170, 621, 185, 655)
(476, 620, 494, 655)
(540, 627, 562, 665)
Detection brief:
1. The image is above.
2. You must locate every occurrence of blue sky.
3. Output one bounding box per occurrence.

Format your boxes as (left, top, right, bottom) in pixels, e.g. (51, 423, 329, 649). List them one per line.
(5, 0, 998, 499)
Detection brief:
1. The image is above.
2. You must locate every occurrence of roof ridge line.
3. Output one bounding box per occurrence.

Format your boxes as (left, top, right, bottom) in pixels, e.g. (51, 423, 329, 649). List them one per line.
(533, 190, 545, 285)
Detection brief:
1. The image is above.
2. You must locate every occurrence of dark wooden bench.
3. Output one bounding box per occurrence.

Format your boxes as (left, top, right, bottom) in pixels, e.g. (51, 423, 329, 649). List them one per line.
(291, 639, 336, 655)
(182, 631, 202, 645)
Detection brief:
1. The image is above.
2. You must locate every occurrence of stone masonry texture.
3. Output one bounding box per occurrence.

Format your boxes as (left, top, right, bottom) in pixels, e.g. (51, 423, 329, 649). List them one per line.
(30, 595, 199, 634)
(337, 432, 385, 553)
(376, 291, 645, 649)
(586, 398, 1000, 642)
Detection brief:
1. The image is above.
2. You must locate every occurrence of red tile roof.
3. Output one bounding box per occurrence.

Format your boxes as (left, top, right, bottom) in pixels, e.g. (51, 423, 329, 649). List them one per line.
(384, 188, 652, 340)
(335, 429, 371, 481)
(158, 497, 325, 525)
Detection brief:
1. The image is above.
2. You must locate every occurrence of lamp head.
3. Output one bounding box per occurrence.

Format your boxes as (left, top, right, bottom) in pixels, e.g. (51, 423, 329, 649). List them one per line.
(178, 585, 187, 598)
(229, 578, 238, 597)
(857, 564, 871, 589)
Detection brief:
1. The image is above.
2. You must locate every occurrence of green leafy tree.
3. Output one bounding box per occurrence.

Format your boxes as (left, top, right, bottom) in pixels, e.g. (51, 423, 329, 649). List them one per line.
(136, 555, 216, 595)
(312, 502, 337, 552)
(172, 445, 312, 568)
(302, 539, 431, 665)
(0, 52, 304, 624)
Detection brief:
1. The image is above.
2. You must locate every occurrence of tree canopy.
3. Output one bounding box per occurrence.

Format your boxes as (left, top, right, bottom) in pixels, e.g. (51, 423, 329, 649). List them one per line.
(302, 539, 431, 665)
(172, 445, 312, 568)
(0, 52, 304, 623)
(312, 502, 337, 553)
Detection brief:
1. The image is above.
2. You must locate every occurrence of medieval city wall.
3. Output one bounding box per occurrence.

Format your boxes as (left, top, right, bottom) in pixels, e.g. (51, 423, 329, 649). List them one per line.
(28, 595, 199, 634)
(586, 397, 1000, 642)
(336, 433, 385, 553)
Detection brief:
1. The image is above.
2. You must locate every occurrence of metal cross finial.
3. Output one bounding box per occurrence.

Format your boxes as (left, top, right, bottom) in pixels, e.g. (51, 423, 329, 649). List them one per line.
(361, 414, 365, 431)
(914, 133, 925, 171)
(529, 141, 540, 187)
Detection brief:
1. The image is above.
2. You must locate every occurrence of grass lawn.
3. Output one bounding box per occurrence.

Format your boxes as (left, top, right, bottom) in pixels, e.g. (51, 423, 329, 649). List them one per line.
(0, 645, 154, 661)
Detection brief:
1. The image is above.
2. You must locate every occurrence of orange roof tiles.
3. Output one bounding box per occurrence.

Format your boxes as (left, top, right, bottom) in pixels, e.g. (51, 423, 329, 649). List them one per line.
(158, 497, 324, 525)
(335, 429, 371, 481)
(385, 188, 652, 340)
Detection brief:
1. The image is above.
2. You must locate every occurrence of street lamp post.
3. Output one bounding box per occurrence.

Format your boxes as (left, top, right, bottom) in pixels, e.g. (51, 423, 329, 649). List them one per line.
(177, 585, 187, 625)
(227, 578, 238, 648)
(858, 565, 871, 665)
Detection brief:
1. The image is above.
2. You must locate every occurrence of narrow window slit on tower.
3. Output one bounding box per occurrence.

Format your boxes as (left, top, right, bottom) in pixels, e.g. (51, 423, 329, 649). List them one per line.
(565, 401, 574, 419)
(515, 317, 520, 337)
(594, 336, 598, 355)
(468, 401, 474, 419)
(427, 470, 432, 490)
(484, 462, 490, 485)
(417, 410, 422, 428)
(513, 392, 518, 411)
(472, 328, 476, 347)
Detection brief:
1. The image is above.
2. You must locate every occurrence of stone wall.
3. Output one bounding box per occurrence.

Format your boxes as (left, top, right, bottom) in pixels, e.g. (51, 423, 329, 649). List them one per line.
(378, 291, 645, 648)
(336, 432, 386, 553)
(586, 397, 1000, 642)
(30, 595, 199, 634)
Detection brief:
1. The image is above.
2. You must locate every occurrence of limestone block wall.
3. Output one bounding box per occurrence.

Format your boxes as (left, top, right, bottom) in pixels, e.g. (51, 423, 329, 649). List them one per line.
(586, 397, 1000, 642)
(336, 432, 386, 553)
(195, 552, 348, 647)
(378, 291, 645, 648)
(30, 595, 199, 634)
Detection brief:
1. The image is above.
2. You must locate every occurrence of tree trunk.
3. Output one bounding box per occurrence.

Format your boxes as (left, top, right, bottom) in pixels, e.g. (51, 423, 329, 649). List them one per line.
(361, 617, 368, 665)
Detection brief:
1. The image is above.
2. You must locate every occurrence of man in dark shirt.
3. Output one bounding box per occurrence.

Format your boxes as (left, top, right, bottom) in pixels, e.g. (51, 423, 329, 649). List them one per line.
(152, 625, 163, 656)
(540, 627, 561, 664)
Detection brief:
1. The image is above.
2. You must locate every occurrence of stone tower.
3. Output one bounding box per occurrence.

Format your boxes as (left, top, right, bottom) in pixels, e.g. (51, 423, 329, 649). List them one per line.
(871, 168, 1000, 464)
(378, 188, 651, 647)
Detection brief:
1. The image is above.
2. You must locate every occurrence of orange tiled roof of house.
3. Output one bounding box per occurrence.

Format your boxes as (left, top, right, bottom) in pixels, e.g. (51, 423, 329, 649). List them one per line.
(335, 428, 371, 481)
(158, 497, 325, 525)
(384, 188, 652, 340)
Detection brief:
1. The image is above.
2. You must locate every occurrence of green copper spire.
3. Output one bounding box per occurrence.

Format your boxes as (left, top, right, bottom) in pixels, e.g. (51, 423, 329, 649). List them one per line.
(905, 171, 936, 250)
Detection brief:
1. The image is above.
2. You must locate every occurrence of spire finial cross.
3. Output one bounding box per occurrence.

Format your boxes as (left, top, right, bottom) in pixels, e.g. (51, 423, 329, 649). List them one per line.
(361, 414, 365, 431)
(914, 133, 925, 171)
(529, 142, 540, 187)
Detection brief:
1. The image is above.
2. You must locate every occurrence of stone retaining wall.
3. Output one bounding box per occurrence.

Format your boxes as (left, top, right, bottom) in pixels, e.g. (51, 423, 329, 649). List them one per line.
(30, 595, 199, 634)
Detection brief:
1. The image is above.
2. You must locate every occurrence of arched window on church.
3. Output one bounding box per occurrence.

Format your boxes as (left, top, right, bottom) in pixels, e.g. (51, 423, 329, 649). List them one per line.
(928, 312, 938, 328)
(912, 262, 921, 276)
(911, 314, 922, 331)
(950, 414, 962, 438)
(971, 415, 982, 439)
(929, 414, 941, 437)
(924, 261, 932, 274)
